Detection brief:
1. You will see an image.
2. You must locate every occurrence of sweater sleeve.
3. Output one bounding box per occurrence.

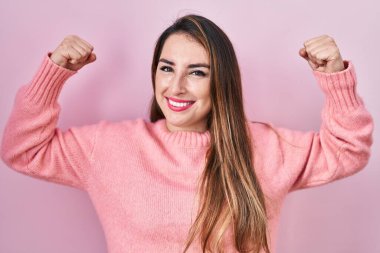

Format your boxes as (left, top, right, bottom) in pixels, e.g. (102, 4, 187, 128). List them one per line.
(0, 54, 99, 191)
(256, 61, 374, 192)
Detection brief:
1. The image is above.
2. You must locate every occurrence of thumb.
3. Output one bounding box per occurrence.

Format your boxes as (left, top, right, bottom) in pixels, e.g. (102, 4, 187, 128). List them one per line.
(86, 53, 97, 64)
(299, 47, 308, 60)
(299, 48, 319, 70)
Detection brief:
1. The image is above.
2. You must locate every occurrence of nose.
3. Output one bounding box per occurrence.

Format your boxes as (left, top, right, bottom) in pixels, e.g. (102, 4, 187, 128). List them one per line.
(169, 73, 187, 94)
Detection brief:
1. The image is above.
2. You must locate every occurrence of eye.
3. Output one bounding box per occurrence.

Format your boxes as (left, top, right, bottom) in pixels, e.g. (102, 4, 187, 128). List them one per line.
(160, 66, 173, 72)
(191, 70, 206, 77)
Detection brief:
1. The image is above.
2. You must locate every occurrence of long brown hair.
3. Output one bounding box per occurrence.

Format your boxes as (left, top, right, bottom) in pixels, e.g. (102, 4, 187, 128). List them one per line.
(149, 14, 270, 253)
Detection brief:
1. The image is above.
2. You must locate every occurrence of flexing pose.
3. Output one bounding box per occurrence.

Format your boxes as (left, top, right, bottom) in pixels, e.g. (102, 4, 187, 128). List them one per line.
(1, 15, 373, 253)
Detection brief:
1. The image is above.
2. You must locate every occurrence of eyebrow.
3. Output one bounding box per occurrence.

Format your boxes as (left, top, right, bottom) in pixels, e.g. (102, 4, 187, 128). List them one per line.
(159, 58, 210, 69)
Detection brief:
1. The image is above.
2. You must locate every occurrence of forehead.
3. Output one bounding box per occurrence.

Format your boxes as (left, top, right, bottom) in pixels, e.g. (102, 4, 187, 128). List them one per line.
(160, 33, 209, 64)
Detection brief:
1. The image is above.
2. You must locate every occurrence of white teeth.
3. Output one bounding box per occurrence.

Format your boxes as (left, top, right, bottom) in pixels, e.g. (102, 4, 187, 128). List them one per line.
(168, 99, 193, 107)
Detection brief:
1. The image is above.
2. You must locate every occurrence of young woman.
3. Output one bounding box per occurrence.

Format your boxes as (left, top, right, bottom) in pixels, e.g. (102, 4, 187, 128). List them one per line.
(1, 14, 373, 253)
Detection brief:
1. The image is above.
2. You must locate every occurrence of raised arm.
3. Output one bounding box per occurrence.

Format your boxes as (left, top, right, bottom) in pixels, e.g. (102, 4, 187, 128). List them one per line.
(251, 35, 374, 192)
(0, 35, 99, 191)
(290, 35, 373, 190)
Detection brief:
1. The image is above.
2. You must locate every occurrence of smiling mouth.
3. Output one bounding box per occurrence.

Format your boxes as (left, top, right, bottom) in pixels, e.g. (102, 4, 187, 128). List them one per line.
(167, 98, 194, 107)
(166, 97, 195, 111)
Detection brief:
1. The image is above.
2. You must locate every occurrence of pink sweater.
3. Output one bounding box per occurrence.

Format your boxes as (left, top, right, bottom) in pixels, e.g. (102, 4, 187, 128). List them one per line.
(0, 54, 374, 253)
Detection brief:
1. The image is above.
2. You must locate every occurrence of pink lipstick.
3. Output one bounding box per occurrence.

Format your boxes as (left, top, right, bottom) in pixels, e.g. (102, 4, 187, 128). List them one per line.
(166, 97, 195, 112)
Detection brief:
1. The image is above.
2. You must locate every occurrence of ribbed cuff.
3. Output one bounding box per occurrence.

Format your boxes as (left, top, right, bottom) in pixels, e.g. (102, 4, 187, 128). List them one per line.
(313, 60, 363, 113)
(24, 52, 77, 107)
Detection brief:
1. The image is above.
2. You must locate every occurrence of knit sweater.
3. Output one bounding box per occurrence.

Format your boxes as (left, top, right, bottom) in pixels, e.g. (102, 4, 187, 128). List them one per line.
(0, 54, 374, 253)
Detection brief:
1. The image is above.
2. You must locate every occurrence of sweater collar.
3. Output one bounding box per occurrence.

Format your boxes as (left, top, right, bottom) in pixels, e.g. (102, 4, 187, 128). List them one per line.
(153, 119, 211, 147)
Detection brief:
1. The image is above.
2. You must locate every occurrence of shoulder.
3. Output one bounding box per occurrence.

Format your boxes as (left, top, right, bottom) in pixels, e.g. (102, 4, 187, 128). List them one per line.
(247, 121, 279, 145)
(94, 118, 162, 138)
(247, 120, 313, 147)
(95, 118, 156, 138)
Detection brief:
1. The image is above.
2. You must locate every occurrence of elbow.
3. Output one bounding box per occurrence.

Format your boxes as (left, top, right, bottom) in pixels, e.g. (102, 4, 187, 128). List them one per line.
(0, 127, 14, 166)
(356, 148, 371, 172)
(0, 141, 15, 168)
(358, 144, 372, 171)
(348, 118, 374, 174)
(341, 140, 373, 177)
(0, 137, 9, 165)
(0, 136, 25, 170)
(357, 120, 374, 171)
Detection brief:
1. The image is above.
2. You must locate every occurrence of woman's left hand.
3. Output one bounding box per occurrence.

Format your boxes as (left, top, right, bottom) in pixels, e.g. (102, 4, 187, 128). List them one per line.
(299, 35, 345, 73)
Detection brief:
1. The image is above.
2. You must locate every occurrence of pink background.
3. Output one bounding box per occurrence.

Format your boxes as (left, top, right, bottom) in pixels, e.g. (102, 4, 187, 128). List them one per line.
(0, 0, 379, 252)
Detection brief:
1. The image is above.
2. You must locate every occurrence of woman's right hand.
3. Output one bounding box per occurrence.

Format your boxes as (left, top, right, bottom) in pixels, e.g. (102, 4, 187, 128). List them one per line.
(50, 35, 96, 71)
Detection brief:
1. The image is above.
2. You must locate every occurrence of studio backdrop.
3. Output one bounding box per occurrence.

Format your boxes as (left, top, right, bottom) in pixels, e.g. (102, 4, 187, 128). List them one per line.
(0, 0, 379, 252)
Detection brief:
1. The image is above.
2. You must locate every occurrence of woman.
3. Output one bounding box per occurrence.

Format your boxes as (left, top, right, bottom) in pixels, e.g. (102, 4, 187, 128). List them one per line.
(0, 14, 373, 253)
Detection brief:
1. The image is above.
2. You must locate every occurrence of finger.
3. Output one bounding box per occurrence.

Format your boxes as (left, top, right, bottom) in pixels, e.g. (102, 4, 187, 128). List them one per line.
(309, 48, 329, 62)
(312, 47, 330, 60)
(305, 46, 331, 64)
(301, 47, 325, 66)
(72, 43, 90, 60)
(76, 39, 94, 54)
(315, 47, 341, 62)
(66, 46, 83, 64)
(309, 53, 326, 65)
(65, 35, 93, 53)
(308, 60, 319, 69)
(73, 42, 95, 63)
(304, 39, 333, 58)
(307, 39, 337, 57)
(307, 41, 335, 56)
(311, 42, 339, 58)
(305, 42, 324, 55)
(73, 42, 93, 62)
(304, 35, 329, 47)
(300, 47, 324, 66)
(77, 37, 94, 50)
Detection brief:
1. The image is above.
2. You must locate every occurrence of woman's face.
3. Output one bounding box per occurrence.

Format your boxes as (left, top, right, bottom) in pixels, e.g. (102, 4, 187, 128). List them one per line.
(155, 33, 211, 132)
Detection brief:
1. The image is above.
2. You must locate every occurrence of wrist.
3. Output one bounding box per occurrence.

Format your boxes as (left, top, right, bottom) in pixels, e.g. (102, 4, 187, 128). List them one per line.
(47, 52, 77, 73)
(48, 52, 69, 69)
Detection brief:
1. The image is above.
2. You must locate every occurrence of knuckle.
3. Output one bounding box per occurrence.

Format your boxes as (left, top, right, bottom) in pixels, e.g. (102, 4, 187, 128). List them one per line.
(82, 46, 91, 53)
(84, 45, 93, 53)
(60, 44, 69, 51)
(62, 38, 73, 46)
(65, 34, 75, 40)
(324, 35, 334, 42)
(65, 34, 80, 43)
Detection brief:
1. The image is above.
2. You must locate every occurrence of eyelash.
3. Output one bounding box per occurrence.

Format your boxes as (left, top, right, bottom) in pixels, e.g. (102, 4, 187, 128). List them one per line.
(159, 66, 206, 77)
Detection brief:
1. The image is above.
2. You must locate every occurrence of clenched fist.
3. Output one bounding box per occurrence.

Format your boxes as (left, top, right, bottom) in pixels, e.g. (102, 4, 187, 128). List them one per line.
(299, 35, 345, 73)
(50, 35, 96, 71)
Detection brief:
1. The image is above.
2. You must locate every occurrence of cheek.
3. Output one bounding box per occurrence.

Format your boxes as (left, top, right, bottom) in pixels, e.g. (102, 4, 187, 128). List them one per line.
(155, 74, 168, 93)
(154, 77, 164, 97)
(198, 82, 211, 102)
(191, 83, 211, 110)
(204, 84, 212, 111)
